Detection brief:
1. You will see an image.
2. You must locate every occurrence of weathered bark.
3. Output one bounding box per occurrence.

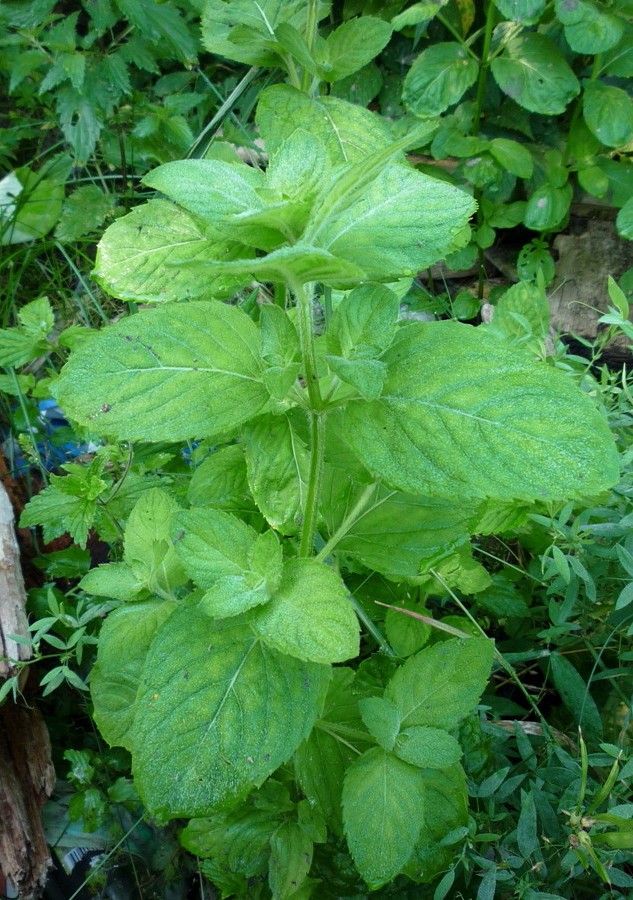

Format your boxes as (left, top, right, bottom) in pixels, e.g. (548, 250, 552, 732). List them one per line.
(0, 480, 55, 897)
(0, 481, 31, 679)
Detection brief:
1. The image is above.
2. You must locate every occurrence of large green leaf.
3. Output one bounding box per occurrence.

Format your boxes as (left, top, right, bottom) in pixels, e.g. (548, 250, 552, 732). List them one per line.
(256, 85, 396, 165)
(251, 559, 360, 664)
(342, 748, 425, 888)
(93, 200, 242, 302)
(583, 80, 633, 149)
(491, 33, 579, 114)
(90, 601, 176, 749)
(312, 164, 476, 279)
(344, 321, 619, 501)
(385, 638, 494, 730)
(333, 487, 475, 577)
(172, 507, 281, 618)
(242, 413, 310, 535)
(201, 0, 324, 67)
(555, 0, 624, 54)
(324, 17, 393, 82)
(403, 43, 479, 117)
(54, 302, 270, 442)
(132, 609, 330, 817)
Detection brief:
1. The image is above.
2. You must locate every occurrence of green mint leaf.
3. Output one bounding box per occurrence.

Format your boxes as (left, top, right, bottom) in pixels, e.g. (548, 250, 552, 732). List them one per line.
(124, 488, 187, 595)
(256, 85, 396, 166)
(187, 446, 255, 513)
(93, 199, 244, 303)
(358, 696, 401, 751)
(342, 748, 425, 888)
(403, 764, 468, 883)
(90, 601, 176, 749)
(181, 804, 279, 876)
(392, 1, 450, 30)
(243, 413, 310, 536)
(489, 138, 533, 179)
(252, 558, 360, 664)
(616, 198, 633, 241)
(54, 302, 270, 442)
(79, 562, 145, 602)
(326, 284, 399, 360)
(524, 182, 572, 231)
(326, 356, 387, 400)
(295, 668, 369, 837)
(485, 280, 550, 346)
(260, 304, 301, 368)
(344, 320, 619, 500)
(324, 17, 393, 83)
(385, 637, 494, 730)
(393, 726, 462, 769)
(333, 490, 476, 578)
(132, 608, 330, 817)
(268, 821, 313, 899)
(491, 33, 579, 115)
(403, 43, 479, 117)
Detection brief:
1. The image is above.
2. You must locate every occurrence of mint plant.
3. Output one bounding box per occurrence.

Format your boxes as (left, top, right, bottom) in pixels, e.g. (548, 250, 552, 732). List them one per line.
(21, 83, 621, 893)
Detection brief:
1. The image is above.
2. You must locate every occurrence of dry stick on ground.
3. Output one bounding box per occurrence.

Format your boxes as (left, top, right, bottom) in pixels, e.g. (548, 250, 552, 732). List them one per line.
(0, 481, 55, 899)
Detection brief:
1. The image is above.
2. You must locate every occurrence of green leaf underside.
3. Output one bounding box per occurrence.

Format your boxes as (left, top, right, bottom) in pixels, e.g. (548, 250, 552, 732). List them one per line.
(54, 302, 269, 442)
(93, 199, 245, 302)
(342, 748, 425, 888)
(344, 321, 618, 501)
(90, 601, 176, 749)
(491, 33, 579, 115)
(252, 558, 360, 664)
(132, 609, 330, 817)
(385, 638, 494, 730)
(335, 489, 476, 577)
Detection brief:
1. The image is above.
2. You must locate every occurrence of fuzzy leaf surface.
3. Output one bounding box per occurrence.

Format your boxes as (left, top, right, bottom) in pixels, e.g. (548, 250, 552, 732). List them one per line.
(132, 609, 330, 817)
(91, 601, 176, 749)
(344, 321, 619, 500)
(385, 638, 494, 730)
(54, 302, 269, 442)
(342, 748, 425, 888)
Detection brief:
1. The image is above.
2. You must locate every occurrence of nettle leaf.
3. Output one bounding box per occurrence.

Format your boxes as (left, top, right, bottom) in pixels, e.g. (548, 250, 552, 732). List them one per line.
(90, 600, 176, 749)
(583, 81, 633, 149)
(358, 696, 401, 751)
(494, 0, 545, 24)
(187, 446, 255, 513)
(295, 668, 368, 836)
(555, 0, 624, 54)
(491, 33, 579, 115)
(323, 17, 393, 82)
(132, 608, 330, 817)
(173, 507, 279, 618)
(93, 200, 244, 303)
(242, 413, 310, 535)
(403, 764, 468, 883)
(344, 321, 619, 501)
(311, 164, 476, 280)
(0, 296, 54, 366)
(256, 85, 396, 165)
(342, 748, 425, 889)
(252, 558, 360, 664)
(403, 43, 479, 117)
(56, 184, 115, 242)
(385, 638, 494, 730)
(54, 302, 270, 442)
(20, 466, 109, 548)
(393, 726, 462, 769)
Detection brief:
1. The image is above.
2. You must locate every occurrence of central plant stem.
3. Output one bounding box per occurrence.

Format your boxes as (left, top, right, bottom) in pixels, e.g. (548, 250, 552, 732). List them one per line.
(295, 282, 325, 557)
